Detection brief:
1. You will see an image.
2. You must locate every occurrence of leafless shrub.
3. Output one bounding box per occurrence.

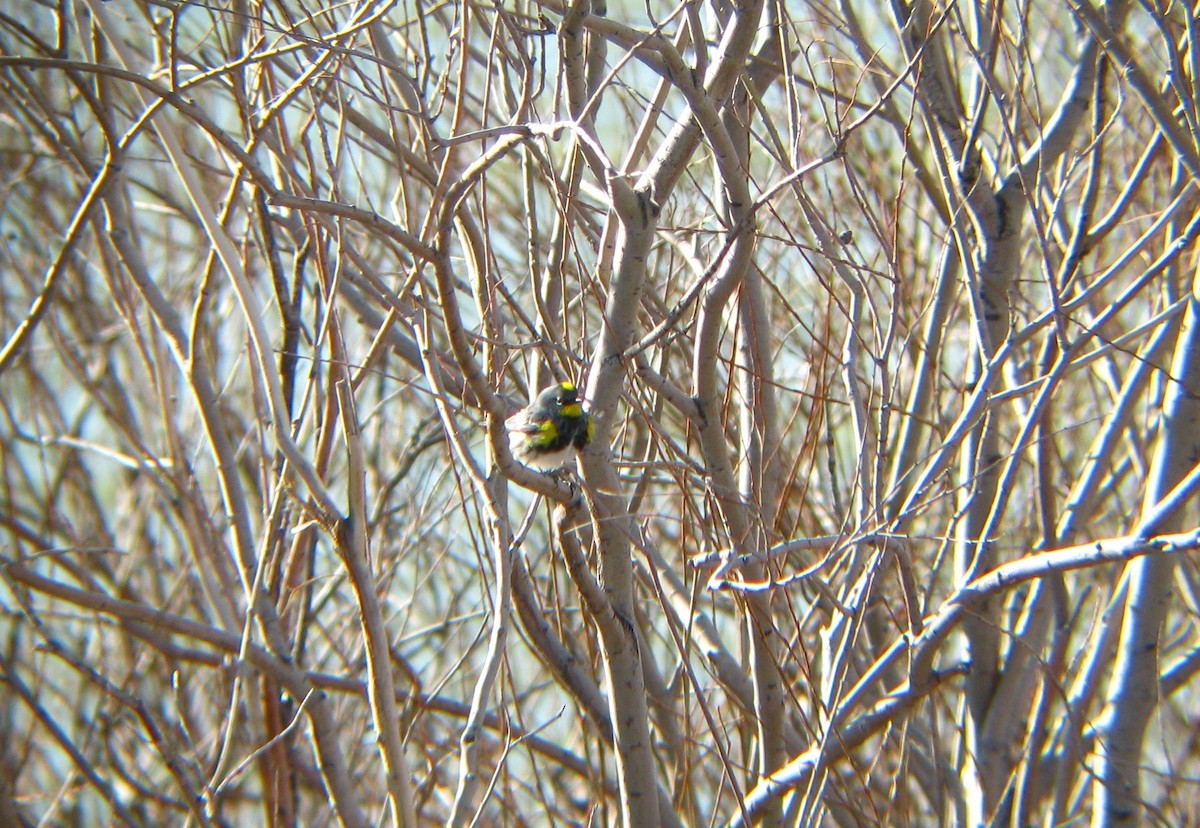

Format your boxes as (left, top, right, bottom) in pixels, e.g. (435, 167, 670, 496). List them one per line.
(2, 1, 1200, 826)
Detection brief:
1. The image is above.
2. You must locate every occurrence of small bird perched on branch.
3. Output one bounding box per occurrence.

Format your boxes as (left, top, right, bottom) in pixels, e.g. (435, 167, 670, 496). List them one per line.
(506, 381, 594, 470)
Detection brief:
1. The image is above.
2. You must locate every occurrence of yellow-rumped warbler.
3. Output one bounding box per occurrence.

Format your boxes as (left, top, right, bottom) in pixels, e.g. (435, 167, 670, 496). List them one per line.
(506, 381, 594, 470)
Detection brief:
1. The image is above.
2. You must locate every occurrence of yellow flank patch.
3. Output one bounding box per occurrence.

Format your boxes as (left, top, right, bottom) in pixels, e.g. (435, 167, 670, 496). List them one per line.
(561, 403, 583, 417)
